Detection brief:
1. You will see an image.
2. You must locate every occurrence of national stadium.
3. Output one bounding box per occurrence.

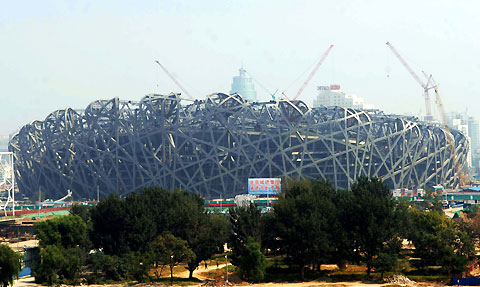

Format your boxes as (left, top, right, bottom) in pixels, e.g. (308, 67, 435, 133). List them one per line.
(9, 93, 469, 199)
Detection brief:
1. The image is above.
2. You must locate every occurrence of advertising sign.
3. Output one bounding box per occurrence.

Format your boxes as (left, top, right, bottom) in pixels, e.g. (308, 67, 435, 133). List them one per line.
(248, 178, 281, 195)
(317, 84, 341, 91)
(391, 188, 424, 198)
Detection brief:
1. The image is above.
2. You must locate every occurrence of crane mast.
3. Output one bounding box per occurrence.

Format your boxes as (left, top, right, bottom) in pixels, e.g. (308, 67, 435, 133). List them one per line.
(424, 73, 468, 187)
(386, 42, 433, 121)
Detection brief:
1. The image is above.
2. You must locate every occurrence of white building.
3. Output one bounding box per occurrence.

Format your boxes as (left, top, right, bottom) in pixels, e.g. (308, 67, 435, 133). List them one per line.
(449, 113, 472, 168)
(313, 85, 374, 110)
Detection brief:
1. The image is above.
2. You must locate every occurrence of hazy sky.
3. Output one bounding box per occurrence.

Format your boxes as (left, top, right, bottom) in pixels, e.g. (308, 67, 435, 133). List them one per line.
(1, 0, 479, 135)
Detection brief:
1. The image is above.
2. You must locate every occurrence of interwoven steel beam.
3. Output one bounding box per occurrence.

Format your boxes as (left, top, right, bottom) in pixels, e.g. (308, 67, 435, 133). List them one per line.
(9, 93, 468, 199)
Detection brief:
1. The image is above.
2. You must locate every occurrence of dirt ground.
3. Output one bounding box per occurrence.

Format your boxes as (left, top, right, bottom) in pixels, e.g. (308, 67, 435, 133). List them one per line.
(13, 261, 450, 287)
(13, 276, 449, 287)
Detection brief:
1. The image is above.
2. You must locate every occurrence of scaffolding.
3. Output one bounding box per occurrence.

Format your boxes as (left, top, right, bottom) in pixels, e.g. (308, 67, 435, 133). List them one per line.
(0, 152, 14, 216)
(9, 93, 469, 199)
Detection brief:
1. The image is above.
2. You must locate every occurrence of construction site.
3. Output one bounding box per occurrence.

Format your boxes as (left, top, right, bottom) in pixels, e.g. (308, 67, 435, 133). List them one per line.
(2, 42, 475, 203)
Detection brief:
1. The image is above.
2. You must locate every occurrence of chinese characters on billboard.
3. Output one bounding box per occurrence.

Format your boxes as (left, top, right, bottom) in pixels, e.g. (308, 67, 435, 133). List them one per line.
(248, 178, 281, 195)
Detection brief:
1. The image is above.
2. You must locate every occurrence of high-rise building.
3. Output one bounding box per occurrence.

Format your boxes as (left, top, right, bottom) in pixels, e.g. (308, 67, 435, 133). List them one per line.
(449, 112, 472, 168)
(230, 67, 257, 102)
(468, 116, 479, 154)
(468, 116, 480, 177)
(313, 85, 374, 110)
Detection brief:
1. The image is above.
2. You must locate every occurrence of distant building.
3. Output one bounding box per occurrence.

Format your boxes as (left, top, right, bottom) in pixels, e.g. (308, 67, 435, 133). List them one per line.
(313, 85, 374, 110)
(469, 116, 479, 154)
(230, 67, 257, 102)
(0, 135, 9, 152)
(449, 112, 472, 168)
(468, 116, 480, 177)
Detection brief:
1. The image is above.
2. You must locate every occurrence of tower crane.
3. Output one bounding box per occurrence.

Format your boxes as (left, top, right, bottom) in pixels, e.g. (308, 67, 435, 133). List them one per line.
(423, 72, 469, 187)
(155, 61, 194, 100)
(245, 71, 278, 101)
(280, 44, 334, 101)
(293, 44, 334, 100)
(386, 42, 434, 122)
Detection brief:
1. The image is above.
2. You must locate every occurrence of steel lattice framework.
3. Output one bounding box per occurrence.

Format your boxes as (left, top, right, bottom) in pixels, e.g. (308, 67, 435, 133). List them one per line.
(0, 152, 15, 215)
(9, 93, 468, 199)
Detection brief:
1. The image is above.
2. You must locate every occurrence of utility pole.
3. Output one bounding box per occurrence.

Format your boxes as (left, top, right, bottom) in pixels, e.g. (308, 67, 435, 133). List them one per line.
(38, 187, 41, 218)
(225, 254, 228, 285)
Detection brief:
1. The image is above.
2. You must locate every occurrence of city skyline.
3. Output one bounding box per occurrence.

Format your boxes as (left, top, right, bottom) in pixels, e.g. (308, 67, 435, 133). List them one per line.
(1, 1, 480, 135)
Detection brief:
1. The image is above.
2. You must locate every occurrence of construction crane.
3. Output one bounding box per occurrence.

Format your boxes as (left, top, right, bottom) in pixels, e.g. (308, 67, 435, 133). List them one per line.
(293, 44, 334, 100)
(155, 60, 194, 100)
(424, 72, 469, 187)
(386, 42, 434, 121)
(280, 44, 334, 101)
(245, 71, 278, 101)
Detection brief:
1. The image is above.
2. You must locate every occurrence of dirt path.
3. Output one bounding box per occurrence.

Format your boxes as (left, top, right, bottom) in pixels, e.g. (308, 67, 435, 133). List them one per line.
(13, 276, 41, 287)
(176, 263, 229, 280)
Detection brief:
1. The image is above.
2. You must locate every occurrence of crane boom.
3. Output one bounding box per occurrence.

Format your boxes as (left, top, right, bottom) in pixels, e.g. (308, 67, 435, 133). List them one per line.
(386, 42, 433, 121)
(245, 71, 278, 101)
(155, 61, 194, 99)
(293, 44, 334, 100)
(386, 42, 426, 89)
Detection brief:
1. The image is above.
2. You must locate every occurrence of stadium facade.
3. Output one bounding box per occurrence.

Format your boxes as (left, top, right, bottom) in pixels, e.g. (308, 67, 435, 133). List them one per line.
(9, 93, 469, 199)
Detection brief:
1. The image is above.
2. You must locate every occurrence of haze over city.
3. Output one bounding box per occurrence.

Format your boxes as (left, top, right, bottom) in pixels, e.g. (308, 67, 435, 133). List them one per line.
(4, 2, 480, 285)
(1, 0, 479, 134)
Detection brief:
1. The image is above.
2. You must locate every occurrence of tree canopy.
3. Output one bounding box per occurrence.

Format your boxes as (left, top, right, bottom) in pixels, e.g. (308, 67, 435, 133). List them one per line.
(0, 244, 22, 287)
(31, 178, 479, 283)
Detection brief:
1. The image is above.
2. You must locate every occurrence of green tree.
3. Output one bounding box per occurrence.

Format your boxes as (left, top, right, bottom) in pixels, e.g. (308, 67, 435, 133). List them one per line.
(418, 188, 443, 212)
(237, 237, 266, 282)
(70, 204, 91, 223)
(372, 238, 401, 278)
(229, 203, 262, 268)
(88, 253, 127, 282)
(186, 214, 229, 279)
(90, 194, 129, 255)
(33, 245, 86, 285)
(152, 232, 195, 285)
(34, 216, 88, 285)
(35, 215, 88, 249)
(33, 245, 65, 286)
(271, 178, 339, 279)
(344, 177, 399, 276)
(90, 188, 201, 256)
(409, 208, 475, 275)
(0, 244, 22, 287)
(122, 251, 153, 282)
(123, 192, 157, 253)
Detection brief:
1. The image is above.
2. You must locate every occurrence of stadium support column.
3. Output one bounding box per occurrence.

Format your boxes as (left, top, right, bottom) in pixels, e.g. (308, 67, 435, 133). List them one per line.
(115, 98, 119, 194)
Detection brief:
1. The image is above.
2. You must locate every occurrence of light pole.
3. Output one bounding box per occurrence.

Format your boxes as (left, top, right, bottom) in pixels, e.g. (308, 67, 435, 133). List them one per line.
(170, 255, 174, 286)
(225, 254, 228, 285)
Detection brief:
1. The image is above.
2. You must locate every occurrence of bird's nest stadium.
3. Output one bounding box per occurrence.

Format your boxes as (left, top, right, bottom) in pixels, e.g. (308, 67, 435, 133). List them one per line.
(9, 93, 468, 199)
